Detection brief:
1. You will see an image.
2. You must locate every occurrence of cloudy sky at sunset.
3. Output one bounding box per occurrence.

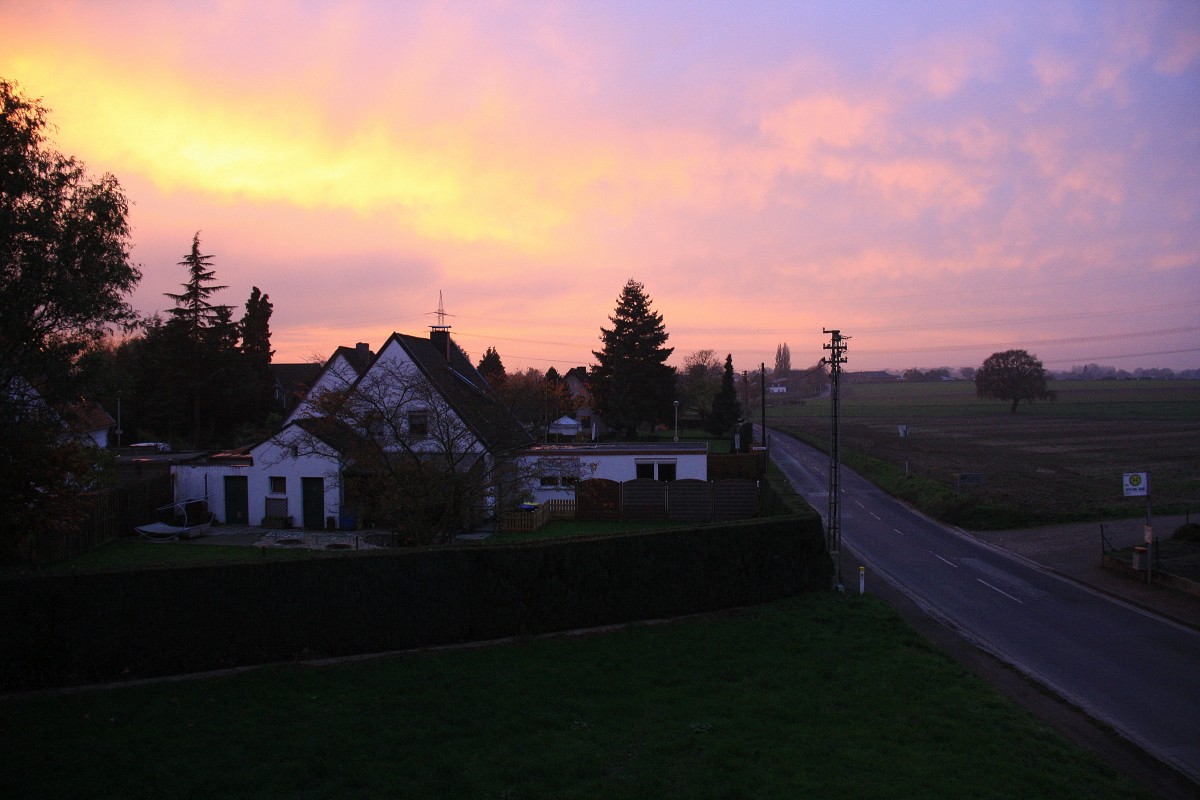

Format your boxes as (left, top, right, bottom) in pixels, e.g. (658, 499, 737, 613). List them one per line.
(4, 0, 1198, 374)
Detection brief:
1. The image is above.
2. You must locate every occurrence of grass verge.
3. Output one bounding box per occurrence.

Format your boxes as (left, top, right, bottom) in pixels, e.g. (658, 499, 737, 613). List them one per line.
(0, 594, 1150, 799)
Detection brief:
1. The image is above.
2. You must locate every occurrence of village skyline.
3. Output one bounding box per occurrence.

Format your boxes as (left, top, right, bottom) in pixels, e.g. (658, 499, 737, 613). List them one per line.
(3, 1, 1197, 374)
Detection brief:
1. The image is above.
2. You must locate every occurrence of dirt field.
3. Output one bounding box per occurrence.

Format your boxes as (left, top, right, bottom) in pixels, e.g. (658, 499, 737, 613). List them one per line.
(769, 379, 1200, 523)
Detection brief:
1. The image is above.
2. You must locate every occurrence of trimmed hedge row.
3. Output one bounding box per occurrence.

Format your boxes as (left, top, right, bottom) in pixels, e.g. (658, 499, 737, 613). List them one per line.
(1, 515, 830, 690)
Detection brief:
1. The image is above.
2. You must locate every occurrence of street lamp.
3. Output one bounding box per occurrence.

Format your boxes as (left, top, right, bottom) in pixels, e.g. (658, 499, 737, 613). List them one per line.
(673, 400, 680, 442)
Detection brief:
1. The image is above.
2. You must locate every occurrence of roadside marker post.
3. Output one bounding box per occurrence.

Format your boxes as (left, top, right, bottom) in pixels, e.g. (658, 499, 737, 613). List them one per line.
(859, 565, 865, 595)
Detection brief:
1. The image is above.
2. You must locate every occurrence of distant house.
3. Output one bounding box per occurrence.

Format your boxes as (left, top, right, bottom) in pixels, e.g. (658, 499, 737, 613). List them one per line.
(269, 362, 322, 416)
(64, 400, 116, 448)
(561, 367, 608, 439)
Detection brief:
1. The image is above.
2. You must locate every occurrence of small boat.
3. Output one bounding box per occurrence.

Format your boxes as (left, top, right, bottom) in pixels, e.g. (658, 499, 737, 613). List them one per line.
(135, 499, 214, 541)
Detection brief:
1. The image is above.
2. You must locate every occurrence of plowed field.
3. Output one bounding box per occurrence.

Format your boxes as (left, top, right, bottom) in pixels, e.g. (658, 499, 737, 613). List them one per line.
(768, 379, 1200, 521)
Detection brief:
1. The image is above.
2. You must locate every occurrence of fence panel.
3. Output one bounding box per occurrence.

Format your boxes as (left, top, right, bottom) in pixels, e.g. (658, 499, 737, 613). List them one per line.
(667, 479, 713, 522)
(576, 479, 621, 521)
(622, 479, 667, 521)
(31, 475, 173, 566)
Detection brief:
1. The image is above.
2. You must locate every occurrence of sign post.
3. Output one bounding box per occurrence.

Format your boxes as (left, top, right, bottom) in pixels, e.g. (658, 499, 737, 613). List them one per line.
(1123, 473, 1152, 583)
(898, 425, 909, 476)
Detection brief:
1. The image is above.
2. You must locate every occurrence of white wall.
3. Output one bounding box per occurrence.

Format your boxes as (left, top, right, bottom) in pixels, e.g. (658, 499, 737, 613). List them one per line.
(521, 445, 708, 503)
(171, 429, 343, 527)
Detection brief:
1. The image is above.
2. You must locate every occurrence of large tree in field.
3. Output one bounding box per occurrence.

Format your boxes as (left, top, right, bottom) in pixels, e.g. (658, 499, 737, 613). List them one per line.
(975, 349, 1050, 414)
(0, 79, 140, 561)
(590, 279, 676, 439)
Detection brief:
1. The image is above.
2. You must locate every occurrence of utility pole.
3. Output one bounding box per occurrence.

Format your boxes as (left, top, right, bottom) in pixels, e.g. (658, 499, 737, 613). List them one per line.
(822, 328, 849, 591)
(760, 362, 767, 453)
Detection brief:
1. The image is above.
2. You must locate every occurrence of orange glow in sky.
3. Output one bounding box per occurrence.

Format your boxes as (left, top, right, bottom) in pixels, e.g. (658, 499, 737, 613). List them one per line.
(3, 1, 1198, 373)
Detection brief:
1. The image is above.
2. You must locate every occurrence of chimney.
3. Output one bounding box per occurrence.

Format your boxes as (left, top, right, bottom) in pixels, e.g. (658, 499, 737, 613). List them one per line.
(355, 342, 370, 358)
(430, 329, 451, 360)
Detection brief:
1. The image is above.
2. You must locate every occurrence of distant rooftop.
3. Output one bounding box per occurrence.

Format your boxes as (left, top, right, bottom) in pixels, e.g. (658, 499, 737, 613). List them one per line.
(526, 441, 708, 455)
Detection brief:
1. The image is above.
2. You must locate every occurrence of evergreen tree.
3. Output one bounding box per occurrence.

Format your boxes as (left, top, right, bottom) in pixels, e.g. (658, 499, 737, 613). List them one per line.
(239, 286, 275, 424)
(165, 232, 230, 337)
(708, 354, 742, 435)
(143, 234, 244, 445)
(590, 279, 676, 439)
(477, 347, 506, 385)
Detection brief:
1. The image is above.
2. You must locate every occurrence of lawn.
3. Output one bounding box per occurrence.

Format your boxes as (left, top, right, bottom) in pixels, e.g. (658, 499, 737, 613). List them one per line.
(0, 593, 1150, 799)
(0, 538, 341, 576)
(767, 379, 1200, 527)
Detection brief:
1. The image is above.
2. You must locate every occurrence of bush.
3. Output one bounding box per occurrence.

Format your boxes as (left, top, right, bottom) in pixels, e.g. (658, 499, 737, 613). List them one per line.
(1172, 522, 1200, 542)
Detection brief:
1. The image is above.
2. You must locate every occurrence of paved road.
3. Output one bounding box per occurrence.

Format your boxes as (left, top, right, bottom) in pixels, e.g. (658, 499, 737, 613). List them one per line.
(766, 427, 1200, 785)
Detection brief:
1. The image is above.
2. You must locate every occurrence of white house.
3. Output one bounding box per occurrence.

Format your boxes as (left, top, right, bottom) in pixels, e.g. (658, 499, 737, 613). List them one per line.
(172, 328, 534, 530)
(520, 441, 709, 503)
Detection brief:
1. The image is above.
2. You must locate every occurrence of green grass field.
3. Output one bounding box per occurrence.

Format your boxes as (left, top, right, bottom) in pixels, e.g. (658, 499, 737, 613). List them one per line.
(0, 594, 1151, 799)
(767, 379, 1200, 528)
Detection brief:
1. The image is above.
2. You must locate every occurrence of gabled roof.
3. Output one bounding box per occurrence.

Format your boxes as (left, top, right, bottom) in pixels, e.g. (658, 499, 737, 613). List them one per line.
(382, 331, 535, 454)
(270, 362, 322, 399)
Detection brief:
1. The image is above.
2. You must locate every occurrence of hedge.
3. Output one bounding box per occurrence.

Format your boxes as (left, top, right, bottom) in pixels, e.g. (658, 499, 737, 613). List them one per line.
(0, 515, 830, 690)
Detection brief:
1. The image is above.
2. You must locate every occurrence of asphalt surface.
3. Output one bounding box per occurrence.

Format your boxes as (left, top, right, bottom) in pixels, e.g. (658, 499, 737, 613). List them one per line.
(766, 426, 1200, 797)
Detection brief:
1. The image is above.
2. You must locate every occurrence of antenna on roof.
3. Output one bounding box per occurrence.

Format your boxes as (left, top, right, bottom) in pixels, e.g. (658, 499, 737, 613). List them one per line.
(427, 290, 454, 332)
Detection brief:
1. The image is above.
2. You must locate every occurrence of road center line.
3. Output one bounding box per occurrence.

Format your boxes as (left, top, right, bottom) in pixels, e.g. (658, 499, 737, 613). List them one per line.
(933, 553, 956, 567)
(869, 512, 881, 520)
(977, 578, 1024, 604)
(893, 528, 905, 536)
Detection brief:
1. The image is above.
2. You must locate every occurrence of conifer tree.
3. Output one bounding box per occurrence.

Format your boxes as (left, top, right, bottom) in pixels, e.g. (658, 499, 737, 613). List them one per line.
(240, 287, 275, 423)
(590, 279, 676, 439)
(477, 347, 506, 386)
(165, 232, 230, 337)
(708, 354, 742, 435)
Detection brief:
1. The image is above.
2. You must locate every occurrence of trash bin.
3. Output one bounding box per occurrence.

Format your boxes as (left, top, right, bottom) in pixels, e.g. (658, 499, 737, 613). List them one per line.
(1132, 546, 1147, 570)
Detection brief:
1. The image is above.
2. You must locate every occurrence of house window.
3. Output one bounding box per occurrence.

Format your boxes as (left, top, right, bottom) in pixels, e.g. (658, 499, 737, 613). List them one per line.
(408, 411, 429, 438)
(636, 461, 677, 482)
(539, 476, 560, 487)
(269, 476, 287, 494)
(561, 475, 579, 487)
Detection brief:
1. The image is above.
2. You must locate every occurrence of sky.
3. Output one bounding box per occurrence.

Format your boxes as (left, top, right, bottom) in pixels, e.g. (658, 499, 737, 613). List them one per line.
(3, 0, 1199, 375)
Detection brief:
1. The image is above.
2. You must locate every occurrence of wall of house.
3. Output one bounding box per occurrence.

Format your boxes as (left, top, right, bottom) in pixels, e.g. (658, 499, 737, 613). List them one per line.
(522, 447, 708, 504)
(172, 437, 342, 528)
(284, 353, 360, 425)
(250, 435, 343, 527)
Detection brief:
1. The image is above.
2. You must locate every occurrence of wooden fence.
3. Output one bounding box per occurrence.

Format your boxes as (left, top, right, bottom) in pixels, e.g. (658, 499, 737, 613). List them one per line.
(500, 499, 576, 533)
(28, 475, 173, 566)
(503, 479, 762, 533)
